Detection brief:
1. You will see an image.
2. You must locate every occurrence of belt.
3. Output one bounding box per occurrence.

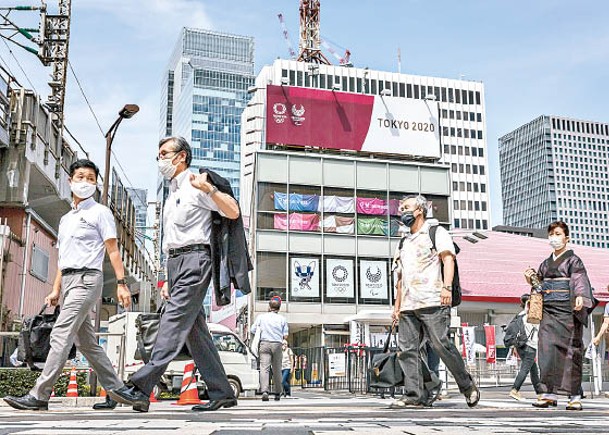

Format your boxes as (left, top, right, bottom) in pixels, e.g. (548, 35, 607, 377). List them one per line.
(61, 267, 100, 275)
(168, 243, 210, 258)
(543, 289, 569, 293)
(544, 277, 570, 281)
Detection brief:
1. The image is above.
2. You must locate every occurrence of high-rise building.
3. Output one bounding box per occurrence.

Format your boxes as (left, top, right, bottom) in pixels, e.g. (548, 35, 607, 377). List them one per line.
(159, 28, 255, 199)
(499, 115, 609, 248)
(126, 188, 148, 248)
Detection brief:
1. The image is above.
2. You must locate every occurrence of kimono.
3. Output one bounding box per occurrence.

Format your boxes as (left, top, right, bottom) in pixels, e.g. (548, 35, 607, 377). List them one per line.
(536, 250, 595, 396)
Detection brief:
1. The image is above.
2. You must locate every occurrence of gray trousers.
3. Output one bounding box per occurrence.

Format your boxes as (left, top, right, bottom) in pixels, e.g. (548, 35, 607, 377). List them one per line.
(259, 341, 282, 395)
(397, 306, 474, 403)
(30, 271, 123, 401)
(130, 249, 234, 400)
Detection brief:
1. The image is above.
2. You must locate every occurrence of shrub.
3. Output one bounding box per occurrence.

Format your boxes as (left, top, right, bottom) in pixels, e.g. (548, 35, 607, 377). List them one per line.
(0, 368, 90, 397)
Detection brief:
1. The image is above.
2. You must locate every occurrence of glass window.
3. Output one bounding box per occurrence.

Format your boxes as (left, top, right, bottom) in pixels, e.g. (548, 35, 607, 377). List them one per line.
(212, 333, 245, 354)
(30, 244, 49, 282)
(371, 80, 377, 94)
(256, 252, 287, 302)
(413, 85, 419, 99)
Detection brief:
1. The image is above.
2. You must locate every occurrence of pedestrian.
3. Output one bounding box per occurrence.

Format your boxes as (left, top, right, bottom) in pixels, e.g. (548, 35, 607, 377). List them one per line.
(508, 294, 542, 401)
(3, 159, 131, 411)
(281, 339, 294, 397)
(526, 221, 596, 411)
(391, 194, 479, 408)
(109, 136, 241, 412)
(592, 290, 609, 398)
(251, 296, 288, 401)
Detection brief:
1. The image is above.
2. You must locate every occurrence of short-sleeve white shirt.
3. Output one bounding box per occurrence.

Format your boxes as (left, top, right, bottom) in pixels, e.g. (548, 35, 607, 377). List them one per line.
(395, 221, 455, 311)
(162, 169, 223, 253)
(57, 197, 116, 271)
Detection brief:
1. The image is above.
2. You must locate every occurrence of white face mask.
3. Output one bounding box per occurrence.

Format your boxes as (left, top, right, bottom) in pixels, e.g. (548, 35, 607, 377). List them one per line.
(158, 157, 178, 179)
(549, 235, 565, 250)
(70, 181, 96, 199)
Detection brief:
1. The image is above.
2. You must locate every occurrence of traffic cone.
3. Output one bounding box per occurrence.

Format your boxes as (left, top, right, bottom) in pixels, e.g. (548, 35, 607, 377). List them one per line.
(173, 362, 201, 405)
(50, 388, 56, 398)
(99, 387, 106, 398)
(149, 391, 159, 403)
(66, 368, 78, 397)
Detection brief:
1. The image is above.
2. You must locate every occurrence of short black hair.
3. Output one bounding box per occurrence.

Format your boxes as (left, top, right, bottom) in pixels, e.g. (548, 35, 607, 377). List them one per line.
(547, 221, 569, 237)
(159, 136, 192, 167)
(269, 298, 281, 311)
(69, 159, 99, 178)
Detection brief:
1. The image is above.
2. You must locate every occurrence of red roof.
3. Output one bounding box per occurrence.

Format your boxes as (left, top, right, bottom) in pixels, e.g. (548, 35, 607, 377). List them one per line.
(454, 231, 609, 304)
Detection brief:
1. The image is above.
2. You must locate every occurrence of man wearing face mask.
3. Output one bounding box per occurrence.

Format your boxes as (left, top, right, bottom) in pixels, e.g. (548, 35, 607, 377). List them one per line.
(4, 159, 131, 411)
(390, 194, 479, 409)
(109, 136, 239, 413)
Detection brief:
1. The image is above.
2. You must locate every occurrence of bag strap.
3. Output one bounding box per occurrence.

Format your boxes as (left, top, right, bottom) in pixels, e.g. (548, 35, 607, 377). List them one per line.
(383, 323, 395, 354)
(429, 225, 439, 252)
(136, 332, 151, 364)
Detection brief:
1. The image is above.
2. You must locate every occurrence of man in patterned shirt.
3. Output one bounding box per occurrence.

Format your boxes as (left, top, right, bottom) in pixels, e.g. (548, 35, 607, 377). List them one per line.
(391, 195, 479, 408)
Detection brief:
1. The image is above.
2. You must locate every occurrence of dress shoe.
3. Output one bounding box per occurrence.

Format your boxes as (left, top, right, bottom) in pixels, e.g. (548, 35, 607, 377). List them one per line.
(3, 394, 49, 411)
(274, 394, 280, 401)
(92, 396, 117, 410)
(108, 385, 150, 412)
(532, 398, 558, 408)
(191, 398, 237, 412)
(261, 392, 269, 402)
(464, 384, 480, 408)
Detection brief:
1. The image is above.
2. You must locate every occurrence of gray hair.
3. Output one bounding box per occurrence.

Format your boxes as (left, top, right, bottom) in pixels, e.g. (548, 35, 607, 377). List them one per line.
(159, 136, 192, 167)
(401, 194, 429, 216)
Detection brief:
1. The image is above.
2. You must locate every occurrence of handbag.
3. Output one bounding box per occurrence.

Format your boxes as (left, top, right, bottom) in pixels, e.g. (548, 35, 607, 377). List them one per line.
(369, 324, 404, 388)
(18, 304, 76, 371)
(250, 326, 261, 359)
(527, 273, 543, 324)
(133, 306, 191, 362)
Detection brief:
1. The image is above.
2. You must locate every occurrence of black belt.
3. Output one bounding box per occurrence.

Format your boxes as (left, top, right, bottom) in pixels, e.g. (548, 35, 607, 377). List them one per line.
(61, 267, 100, 275)
(168, 243, 210, 258)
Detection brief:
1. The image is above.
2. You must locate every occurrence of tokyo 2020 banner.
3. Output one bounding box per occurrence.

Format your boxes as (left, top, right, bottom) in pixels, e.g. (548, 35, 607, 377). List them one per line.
(266, 85, 440, 159)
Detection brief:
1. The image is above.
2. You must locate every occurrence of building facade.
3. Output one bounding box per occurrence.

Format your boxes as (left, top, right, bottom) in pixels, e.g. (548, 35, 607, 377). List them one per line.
(499, 115, 609, 248)
(241, 59, 490, 347)
(159, 28, 255, 200)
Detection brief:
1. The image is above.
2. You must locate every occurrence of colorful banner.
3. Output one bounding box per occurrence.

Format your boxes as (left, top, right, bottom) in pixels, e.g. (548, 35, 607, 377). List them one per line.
(274, 192, 320, 212)
(274, 213, 320, 231)
(266, 85, 440, 158)
(357, 217, 387, 236)
(484, 324, 496, 363)
(319, 195, 355, 213)
(326, 258, 355, 298)
(359, 260, 388, 300)
(321, 215, 355, 233)
(291, 257, 320, 298)
(462, 326, 477, 365)
(356, 197, 387, 215)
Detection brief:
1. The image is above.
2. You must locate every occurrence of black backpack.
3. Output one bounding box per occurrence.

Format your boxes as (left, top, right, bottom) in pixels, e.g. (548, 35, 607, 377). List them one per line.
(503, 313, 528, 348)
(398, 225, 462, 307)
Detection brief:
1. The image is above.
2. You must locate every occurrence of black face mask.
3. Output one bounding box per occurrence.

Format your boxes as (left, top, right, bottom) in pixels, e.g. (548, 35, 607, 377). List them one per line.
(400, 211, 416, 227)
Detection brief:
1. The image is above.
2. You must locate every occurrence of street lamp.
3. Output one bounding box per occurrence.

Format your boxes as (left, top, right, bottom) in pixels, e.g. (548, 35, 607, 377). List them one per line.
(101, 104, 140, 205)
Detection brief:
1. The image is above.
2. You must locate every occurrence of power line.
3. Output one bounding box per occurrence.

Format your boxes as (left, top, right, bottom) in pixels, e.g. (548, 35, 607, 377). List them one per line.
(67, 59, 104, 136)
(0, 35, 37, 92)
(63, 124, 90, 159)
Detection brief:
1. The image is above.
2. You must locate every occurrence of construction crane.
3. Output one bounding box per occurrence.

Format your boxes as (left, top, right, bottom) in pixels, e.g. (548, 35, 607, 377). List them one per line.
(277, 13, 296, 60)
(296, 0, 330, 64)
(320, 38, 351, 67)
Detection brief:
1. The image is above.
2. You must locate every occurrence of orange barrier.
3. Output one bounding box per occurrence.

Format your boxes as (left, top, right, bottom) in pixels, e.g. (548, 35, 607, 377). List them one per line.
(173, 362, 201, 405)
(66, 368, 78, 397)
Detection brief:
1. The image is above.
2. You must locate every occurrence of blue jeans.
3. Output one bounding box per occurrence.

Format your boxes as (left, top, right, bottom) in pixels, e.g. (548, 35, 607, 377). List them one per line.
(281, 369, 291, 395)
(397, 306, 474, 403)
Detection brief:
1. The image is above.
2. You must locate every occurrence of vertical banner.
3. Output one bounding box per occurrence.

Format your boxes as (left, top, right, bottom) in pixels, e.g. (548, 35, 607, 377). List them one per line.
(359, 260, 388, 299)
(291, 257, 319, 298)
(484, 324, 496, 363)
(462, 326, 476, 365)
(326, 258, 355, 298)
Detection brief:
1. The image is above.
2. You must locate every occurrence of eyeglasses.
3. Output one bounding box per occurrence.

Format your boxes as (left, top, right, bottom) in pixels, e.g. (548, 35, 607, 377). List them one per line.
(156, 151, 178, 162)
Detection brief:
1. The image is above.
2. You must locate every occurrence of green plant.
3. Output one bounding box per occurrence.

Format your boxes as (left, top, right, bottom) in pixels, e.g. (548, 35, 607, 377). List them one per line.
(0, 368, 90, 397)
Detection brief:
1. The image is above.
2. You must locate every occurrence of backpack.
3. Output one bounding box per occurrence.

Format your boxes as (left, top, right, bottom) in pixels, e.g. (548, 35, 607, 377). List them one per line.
(398, 225, 462, 307)
(503, 313, 528, 348)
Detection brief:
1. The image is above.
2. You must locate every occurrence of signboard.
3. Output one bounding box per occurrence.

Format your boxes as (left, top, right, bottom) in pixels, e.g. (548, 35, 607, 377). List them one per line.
(484, 324, 496, 363)
(290, 257, 320, 298)
(359, 260, 388, 300)
(326, 258, 354, 298)
(328, 353, 347, 377)
(266, 85, 440, 159)
(462, 326, 477, 365)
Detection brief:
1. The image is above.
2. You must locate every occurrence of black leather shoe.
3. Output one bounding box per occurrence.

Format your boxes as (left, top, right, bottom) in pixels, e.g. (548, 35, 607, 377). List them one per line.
(274, 394, 280, 401)
(191, 398, 237, 412)
(108, 385, 150, 412)
(3, 394, 49, 411)
(532, 398, 558, 408)
(92, 396, 117, 410)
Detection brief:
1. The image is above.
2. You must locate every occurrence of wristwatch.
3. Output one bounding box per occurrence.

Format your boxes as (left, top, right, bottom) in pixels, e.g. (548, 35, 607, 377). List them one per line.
(117, 278, 127, 285)
(208, 185, 219, 196)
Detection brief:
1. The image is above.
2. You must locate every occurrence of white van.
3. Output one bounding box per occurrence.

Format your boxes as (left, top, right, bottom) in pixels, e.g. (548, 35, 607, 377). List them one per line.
(106, 312, 258, 398)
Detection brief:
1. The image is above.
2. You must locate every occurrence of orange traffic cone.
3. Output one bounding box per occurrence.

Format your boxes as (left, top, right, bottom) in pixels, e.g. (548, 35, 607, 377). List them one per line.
(50, 388, 56, 398)
(99, 387, 106, 398)
(149, 391, 159, 403)
(173, 362, 201, 405)
(66, 368, 78, 397)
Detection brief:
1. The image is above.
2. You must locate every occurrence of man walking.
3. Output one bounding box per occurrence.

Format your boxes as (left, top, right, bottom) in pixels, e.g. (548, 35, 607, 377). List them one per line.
(509, 294, 542, 401)
(391, 194, 479, 408)
(4, 159, 131, 411)
(251, 296, 289, 401)
(109, 136, 239, 412)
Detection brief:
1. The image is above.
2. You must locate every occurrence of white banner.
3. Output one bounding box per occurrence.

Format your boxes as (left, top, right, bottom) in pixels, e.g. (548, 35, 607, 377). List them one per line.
(326, 258, 354, 298)
(462, 326, 477, 365)
(290, 257, 319, 298)
(359, 260, 388, 300)
(328, 353, 347, 377)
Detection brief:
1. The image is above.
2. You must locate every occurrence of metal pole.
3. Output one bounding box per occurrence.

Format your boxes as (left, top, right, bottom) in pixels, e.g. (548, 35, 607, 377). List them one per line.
(0, 218, 6, 329)
(18, 211, 32, 319)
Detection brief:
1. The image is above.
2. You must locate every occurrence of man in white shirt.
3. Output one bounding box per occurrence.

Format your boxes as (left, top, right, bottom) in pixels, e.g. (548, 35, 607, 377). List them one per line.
(510, 294, 541, 401)
(4, 160, 131, 411)
(251, 296, 289, 401)
(109, 137, 240, 413)
(391, 195, 479, 408)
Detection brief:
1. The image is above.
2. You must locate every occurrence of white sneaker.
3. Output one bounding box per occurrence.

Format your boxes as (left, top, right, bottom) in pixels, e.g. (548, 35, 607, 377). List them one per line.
(509, 389, 524, 401)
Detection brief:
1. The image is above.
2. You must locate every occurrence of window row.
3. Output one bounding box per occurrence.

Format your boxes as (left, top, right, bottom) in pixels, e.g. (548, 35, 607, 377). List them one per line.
(552, 118, 609, 136)
(443, 144, 485, 157)
(441, 109, 482, 122)
(452, 181, 487, 193)
(450, 163, 486, 176)
(453, 219, 489, 230)
(453, 200, 488, 212)
(442, 126, 483, 139)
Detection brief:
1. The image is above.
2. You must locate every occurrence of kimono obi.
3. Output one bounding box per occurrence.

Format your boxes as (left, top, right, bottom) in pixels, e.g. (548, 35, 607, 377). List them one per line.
(541, 278, 570, 302)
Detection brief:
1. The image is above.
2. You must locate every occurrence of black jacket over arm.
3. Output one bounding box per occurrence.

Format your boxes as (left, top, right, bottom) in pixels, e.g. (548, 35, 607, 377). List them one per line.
(200, 168, 253, 306)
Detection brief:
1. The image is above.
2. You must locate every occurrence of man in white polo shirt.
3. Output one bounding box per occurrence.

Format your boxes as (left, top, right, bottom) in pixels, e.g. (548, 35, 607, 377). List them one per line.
(391, 194, 479, 409)
(4, 159, 131, 411)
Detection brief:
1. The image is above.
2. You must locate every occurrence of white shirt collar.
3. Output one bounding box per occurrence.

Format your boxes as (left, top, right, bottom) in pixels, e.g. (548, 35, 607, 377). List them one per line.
(71, 196, 96, 211)
(170, 169, 191, 192)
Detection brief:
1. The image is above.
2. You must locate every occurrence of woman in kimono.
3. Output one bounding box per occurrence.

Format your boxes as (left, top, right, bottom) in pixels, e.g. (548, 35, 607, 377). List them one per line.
(524, 221, 595, 411)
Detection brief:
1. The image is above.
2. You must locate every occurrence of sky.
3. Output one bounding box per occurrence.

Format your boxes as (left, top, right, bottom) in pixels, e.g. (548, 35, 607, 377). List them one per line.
(2, 0, 609, 228)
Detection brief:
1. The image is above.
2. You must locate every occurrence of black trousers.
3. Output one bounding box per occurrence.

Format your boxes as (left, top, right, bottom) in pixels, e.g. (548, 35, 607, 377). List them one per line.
(130, 249, 234, 400)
